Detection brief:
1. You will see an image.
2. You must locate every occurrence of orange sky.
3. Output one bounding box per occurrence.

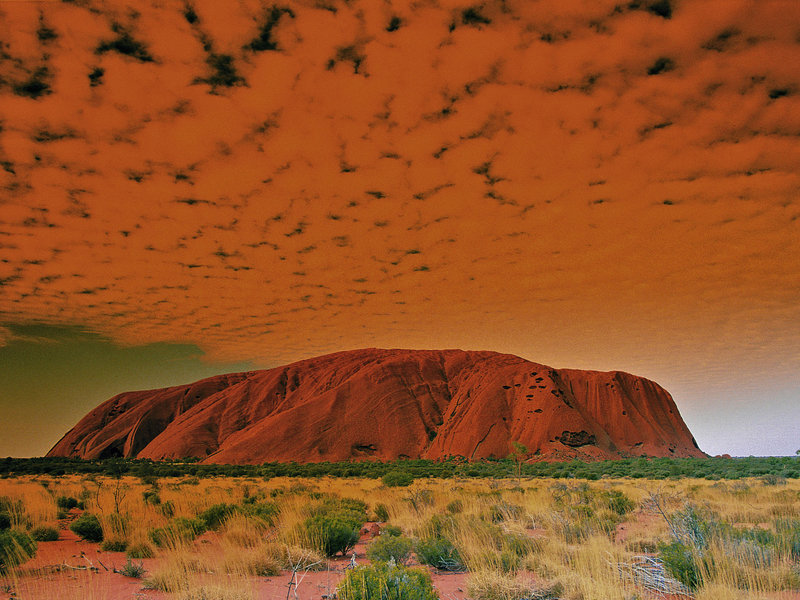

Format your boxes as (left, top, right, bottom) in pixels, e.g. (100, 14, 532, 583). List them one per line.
(0, 0, 798, 456)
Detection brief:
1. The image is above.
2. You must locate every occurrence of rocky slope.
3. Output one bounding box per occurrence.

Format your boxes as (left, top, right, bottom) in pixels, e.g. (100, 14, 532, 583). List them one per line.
(48, 349, 705, 463)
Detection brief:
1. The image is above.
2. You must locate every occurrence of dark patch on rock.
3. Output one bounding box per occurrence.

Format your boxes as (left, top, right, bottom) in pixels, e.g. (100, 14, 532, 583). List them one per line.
(557, 430, 596, 447)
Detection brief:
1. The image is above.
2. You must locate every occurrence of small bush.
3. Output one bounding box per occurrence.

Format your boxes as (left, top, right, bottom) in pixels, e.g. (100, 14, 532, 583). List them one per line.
(382, 470, 414, 487)
(30, 526, 59, 542)
(501, 532, 539, 559)
(415, 536, 464, 571)
(427, 514, 456, 538)
(659, 540, 700, 589)
(338, 563, 438, 600)
(70, 513, 103, 542)
(0, 497, 25, 529)
(774, 519, 800, 559)
(498, 549, 521, 573)
(366, 534, 413, 565)
(127, 542, 155, 559)
(406, 489, 435, 512)
(0, 529, 36, 572)
(56, 496, 80, 510)
(603, 490, 636, 515)
(119, 557, 146, 578)
(489, 502, 523, 523)
(383, 524, 402, 537)
(302, 513, 360, 557)
(198, 503, 237, 531)
(373, 503, 390, 522)
(241, 501, 279, 526)
(222, 545, 282, 576)
(296, 497, 367, 557)
(148, 517, 205, 548)
(446, 499, 464, 514)
(159, 501, 175, 518)
(468, 570, 559, 600)
(101, 538, 128, 552)
(142, 490, 161, 505)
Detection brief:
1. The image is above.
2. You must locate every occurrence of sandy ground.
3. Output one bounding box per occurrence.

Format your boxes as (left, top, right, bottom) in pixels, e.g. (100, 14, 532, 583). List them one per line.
(1, 524, 470, 600)
(2, 514, 798, 600)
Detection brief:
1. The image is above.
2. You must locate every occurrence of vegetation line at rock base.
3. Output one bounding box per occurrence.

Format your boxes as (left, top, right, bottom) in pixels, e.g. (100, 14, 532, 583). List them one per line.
(1, 456, 799, 481)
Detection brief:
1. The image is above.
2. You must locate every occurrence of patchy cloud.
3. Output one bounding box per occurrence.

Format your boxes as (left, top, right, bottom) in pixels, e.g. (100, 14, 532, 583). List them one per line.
(0, 0, 798, 451)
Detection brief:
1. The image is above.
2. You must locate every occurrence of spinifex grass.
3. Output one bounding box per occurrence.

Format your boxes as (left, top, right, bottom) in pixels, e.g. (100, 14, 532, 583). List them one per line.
(0, 474, 797, 599)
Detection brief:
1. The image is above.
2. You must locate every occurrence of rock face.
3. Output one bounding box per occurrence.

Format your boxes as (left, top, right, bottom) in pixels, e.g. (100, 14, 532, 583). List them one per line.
(48, 349, 705, 463)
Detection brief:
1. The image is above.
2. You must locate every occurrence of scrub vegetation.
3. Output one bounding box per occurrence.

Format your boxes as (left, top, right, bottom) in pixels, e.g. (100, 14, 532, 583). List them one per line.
(2, 455, 800, 480)
(0, 469, 798, 599)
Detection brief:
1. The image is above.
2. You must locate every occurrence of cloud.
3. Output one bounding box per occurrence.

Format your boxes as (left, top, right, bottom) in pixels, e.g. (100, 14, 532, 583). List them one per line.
(0, 0, 796, 403)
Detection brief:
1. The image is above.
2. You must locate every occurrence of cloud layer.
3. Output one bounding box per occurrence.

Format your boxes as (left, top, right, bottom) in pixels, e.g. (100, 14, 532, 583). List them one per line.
(0, 0, 798, 453)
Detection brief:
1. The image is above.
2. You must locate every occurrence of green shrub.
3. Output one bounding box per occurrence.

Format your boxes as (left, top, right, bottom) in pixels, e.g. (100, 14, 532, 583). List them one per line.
(489, 502, 523, 523)
(775, 519, 800, 559)
(426, 514, 456, 538)
(658, 540, 700, 589)
(373, 503, 390, 522)
(0, 529, 36, 572)
(414, 536, 463, 571)
(382, 470, 414, 487)
(670, 505, 714, 548)
(70, 513, 103, 542)
(126, 542, 155, 559)
(142, 489, 161, 505)
(148, 517, 205, 548)
(338, 563, 438, 600)
(295, 496, 367, 557)
(383, 524, 402, 537)
(603, 490, 636, 515)
(56, 496, 80, 510)
(406, 489, 435, 512)
(100, 538, 128, 552)
(302, 513, 360, 557)
(119, 557, 146, 578)
(498, 548, 521, 573)
(198, 503, 237, 530)
(30, 526, 59, 542)
(366, 535, 413, 565)
(501, 532, 539, 558)
(159, 501, 175, 518)
(328, 497, 368, 515)
(241, 501, 279, 526)
(0, 497, 24, 528)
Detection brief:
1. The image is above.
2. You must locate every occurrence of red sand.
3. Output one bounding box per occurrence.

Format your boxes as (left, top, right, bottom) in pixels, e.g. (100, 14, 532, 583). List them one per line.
(3, 519, 798, 600)
(2, 527, 469, 600)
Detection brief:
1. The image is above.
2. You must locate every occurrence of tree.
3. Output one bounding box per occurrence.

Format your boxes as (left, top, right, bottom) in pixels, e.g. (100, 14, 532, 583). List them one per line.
(508, 441, 528, 486)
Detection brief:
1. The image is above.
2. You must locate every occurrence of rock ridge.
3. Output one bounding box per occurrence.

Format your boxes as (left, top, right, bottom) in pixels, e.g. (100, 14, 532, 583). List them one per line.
(48, 348, 705, 463)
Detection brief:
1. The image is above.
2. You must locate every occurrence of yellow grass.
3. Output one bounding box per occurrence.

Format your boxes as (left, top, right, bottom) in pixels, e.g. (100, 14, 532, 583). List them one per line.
(0, 474, 798, 599)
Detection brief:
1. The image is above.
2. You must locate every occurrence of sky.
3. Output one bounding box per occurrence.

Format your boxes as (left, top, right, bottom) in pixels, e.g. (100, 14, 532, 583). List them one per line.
(0, 0, 798, 458)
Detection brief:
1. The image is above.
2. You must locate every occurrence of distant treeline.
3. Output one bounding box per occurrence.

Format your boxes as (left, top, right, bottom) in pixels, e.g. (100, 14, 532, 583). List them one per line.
(1, 456, 799, 481)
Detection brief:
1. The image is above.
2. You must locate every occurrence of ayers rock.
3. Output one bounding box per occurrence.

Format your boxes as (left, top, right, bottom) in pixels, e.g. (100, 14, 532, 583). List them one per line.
(48, 349, 705, 463)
